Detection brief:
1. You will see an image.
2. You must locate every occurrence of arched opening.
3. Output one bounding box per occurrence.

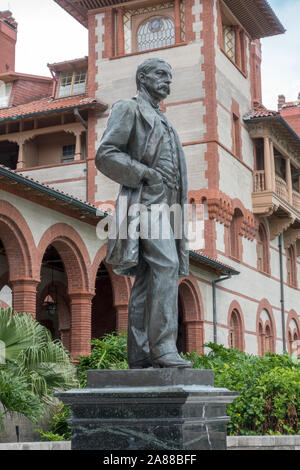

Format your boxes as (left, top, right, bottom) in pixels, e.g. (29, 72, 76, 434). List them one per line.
(0, 240, 11, 308)
(38, 245, 70, 347)
(92, 262, 116, 339)
(177, 294, 186, 354)
(177, 279, 204, 355)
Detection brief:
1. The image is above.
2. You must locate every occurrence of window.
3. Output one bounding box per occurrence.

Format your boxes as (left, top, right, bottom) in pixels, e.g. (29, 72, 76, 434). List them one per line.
(223, 25, 235, 61)
(258, 309, 275, 355)
(122, 2, 185, 55)
(0, 81, 12, 108)
(232, 113, 241, 158)
(286, 246, 297, 288)
(58, 70, 87, 98)
(62, 145, 75, 163)
(220, 6, 247, 74)
(229, 209, 243, 260)
(229, 309, 243, 350)
(137, 16, 175, 52)
(257, 224, 269, 274)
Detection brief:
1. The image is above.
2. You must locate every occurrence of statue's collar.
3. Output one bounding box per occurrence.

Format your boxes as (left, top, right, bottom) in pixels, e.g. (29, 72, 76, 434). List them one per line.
(134, 92, 161, 128)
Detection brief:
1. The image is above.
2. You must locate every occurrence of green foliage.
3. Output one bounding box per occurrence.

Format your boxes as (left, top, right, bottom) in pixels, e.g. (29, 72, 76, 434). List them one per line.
(185, 343, 300, 436)
(77, 332, 129, 387)
(0, 366, 44, 428)
(36, 403, 71, 441)
(0, 308, 78, 425)
(37, 430, 66, 441)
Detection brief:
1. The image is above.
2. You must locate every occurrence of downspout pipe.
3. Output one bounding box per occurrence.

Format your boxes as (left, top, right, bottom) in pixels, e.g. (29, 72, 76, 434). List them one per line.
(74, 107, 88, 129)
(278, 233, 287, 352)
(212, 274, 232, 344)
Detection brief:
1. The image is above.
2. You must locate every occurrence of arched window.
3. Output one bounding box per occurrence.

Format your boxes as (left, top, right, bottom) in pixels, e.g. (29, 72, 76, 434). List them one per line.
(286, 246, 297, 288)
(257, 224, 269, 273)
(229, 208, 243, 259)
(258, 308, 275, 355)
(265, 324, 273, 353)
(287, 318, 300, 354)
(137, 16, 175, 52)
(229, 309, 242, 350)
(258, 322, 264, 356)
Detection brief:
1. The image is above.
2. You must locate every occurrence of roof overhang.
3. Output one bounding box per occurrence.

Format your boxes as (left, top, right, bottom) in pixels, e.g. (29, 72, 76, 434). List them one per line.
(0, 99, 108, 124)
(54, 0, 285, 38)
(222, 0, 285, 38)
(0, 72, 52, 83)
(0, 164, 107, 224)
(244, 114, 300, 162)
(48, 57, 88, 73)
(189, 251, 240, 276)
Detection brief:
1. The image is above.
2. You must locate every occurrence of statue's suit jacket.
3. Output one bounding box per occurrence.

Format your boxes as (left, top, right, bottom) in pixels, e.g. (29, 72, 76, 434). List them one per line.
(95, 93, 189, 277)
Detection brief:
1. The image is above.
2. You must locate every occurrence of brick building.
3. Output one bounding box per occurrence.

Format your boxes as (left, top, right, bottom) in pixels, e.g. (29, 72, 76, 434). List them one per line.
(0, 1, 299, 359)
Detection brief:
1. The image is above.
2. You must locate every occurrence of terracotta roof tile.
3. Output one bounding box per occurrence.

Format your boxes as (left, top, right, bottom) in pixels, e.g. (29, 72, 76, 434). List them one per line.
(0, 94, 106, 121)
(244, 102, 279, 120)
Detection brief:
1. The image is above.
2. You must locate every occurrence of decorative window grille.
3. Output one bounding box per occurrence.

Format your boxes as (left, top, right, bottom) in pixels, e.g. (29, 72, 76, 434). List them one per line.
(223, 25, 235, 61)
(58, 70, 87, 97)
(62, 144, 75, 163)
(123, 2, 179, 54)
(137, 17, 175, 51)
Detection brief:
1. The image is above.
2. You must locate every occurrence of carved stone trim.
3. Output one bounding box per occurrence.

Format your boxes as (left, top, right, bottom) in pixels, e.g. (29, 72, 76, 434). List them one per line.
(284, 228, 300, 250)
(269, 217, 294, 241)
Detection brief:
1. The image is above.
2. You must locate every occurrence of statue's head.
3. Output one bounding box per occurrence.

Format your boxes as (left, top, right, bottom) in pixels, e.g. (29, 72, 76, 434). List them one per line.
(136, 58, 172, 102)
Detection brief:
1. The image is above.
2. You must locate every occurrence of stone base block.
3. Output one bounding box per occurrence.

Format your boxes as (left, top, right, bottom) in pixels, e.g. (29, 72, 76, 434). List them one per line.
(56, 369, 237, 450)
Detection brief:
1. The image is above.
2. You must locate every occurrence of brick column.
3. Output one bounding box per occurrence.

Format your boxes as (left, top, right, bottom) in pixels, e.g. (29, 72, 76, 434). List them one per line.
(174, 0, 181, 44)
(185, 320, 203, 354)
(69, 292, 94, 358)
(117, 7, 125, 56)
(115, 304, 128, 332)
(11, 279, 39, 317)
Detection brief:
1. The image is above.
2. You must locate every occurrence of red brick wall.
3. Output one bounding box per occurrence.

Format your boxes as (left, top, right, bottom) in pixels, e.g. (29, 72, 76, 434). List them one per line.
(0, 20, 16, 73)
(280, 108, 300, 137)
(10, 79, 53, 107)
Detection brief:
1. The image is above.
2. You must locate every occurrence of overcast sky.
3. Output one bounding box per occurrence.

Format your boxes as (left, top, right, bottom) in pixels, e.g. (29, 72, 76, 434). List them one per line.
(2, 0, 299, 110)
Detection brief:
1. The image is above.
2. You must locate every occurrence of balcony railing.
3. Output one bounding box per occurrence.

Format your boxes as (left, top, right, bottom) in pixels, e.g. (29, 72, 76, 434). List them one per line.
(275, 175, 288, 201)
(293, 190, 300, 212)
(253, 170, 265, 192)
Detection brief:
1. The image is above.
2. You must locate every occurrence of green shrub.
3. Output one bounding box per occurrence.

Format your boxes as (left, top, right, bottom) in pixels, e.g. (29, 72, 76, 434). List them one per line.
(0, 308, 77, 426)
(36, 403, 71, 441)
(77, 332, 129, 387)
(185, 343, 300, 435)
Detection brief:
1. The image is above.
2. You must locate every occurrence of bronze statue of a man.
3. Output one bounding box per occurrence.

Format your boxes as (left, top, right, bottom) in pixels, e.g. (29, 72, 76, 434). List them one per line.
(96, 58, 192, 368)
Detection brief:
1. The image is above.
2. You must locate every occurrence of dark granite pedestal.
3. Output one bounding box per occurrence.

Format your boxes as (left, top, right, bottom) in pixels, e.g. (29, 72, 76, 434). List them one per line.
(56, 369, 238, 450)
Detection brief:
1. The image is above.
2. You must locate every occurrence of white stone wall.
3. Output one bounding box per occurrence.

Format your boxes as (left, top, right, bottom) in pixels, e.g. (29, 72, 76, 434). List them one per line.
(218, 146, 253, 210)
(19, 163, 87, 201)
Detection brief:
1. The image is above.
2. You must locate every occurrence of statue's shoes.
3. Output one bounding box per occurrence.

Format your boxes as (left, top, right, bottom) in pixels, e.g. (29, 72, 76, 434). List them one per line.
(152, 353, 192, 368)
(129, 359, 153, 369)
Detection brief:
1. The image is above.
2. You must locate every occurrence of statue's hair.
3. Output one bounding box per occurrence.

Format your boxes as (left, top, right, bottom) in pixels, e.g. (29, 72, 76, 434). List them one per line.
(136, 58, 172, 91)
